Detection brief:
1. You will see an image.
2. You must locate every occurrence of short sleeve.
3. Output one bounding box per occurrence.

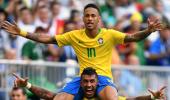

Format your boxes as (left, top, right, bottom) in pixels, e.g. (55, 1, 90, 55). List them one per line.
(55, 31, 74, 47)
(109, 29, 126, 45)
(118, 96, 126, 100)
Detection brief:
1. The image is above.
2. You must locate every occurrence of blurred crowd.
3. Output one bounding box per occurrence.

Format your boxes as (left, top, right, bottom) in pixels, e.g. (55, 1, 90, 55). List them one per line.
(0, 0, 170, 99)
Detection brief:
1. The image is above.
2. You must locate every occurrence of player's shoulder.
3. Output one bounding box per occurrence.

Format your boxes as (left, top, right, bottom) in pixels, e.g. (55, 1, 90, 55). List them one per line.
(65, 29, 84, 36)
(118, 96, 126, 100)
(101, 28, 117, 33)
(70, 29, 84, 33)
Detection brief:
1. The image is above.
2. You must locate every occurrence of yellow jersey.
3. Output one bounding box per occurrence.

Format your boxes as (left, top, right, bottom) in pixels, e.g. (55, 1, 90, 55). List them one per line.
(118, 96, 127, 100)
(55, 28, 125, 79)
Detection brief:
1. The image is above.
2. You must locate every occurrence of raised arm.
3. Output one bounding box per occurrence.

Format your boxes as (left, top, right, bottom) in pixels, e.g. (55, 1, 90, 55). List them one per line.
(1, 21, 57, 44)
(126, 95, 151, 100)
(13, 73, 56, 100)
(126, 86, 166, 100)
(28, 85, 56, 100)
(124, 17, 165, 43)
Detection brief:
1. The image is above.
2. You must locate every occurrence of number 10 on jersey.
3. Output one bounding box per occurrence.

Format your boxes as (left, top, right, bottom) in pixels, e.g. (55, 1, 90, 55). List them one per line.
(87, 48, 96, 58)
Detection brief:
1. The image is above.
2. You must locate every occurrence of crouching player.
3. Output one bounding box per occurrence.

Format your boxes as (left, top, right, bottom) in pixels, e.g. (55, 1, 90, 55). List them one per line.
(13, 67, 165, 100)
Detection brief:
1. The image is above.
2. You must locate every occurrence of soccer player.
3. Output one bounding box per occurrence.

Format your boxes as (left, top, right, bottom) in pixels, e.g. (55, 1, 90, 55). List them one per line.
(10, 87, 27, 100)
(1, 3, 165, 100)
(12, 67, 165, 100)
(77, 67, 166, 100)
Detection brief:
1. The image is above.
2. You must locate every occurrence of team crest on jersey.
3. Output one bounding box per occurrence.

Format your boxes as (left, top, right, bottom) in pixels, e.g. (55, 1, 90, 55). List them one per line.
(98, 38, 103, 44)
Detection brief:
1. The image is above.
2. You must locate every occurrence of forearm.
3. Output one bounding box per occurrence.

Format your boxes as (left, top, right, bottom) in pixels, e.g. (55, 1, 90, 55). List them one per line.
(25, 32, 57, 44)
(28, 85, 56, 100)
(127, 95, 151, 100)
(124, 29, 151, 43)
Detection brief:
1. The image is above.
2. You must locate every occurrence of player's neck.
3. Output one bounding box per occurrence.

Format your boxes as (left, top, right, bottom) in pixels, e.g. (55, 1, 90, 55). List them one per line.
(85, 28, 100, 38)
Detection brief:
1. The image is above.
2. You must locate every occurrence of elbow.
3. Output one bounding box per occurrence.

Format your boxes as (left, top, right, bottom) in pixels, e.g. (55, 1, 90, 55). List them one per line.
(37, 40, 52, 44)
(135, 38, 141, 42)
(134, 36, 145, 42)
(42, 41, 51, 44)
(128, 38, 141, 42)
(124, 35, 142, 43)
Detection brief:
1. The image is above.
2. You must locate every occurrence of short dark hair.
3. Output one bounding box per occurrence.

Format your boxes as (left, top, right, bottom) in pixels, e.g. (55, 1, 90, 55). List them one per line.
(20, 6, 28, 12)
(81, 67, 98, 79)
(84, 4, 100, 15)
(35, 26, 46, 32)
(0, 8, 8, 19)
(50, 1, 60, 10)
(19, 6, 32, 14)
(12, 87, 26, 95)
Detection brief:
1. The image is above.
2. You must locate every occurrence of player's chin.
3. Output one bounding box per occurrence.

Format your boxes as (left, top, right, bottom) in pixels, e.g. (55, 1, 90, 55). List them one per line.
(85, 91, 95, 98)
(85, 94, 95, 99)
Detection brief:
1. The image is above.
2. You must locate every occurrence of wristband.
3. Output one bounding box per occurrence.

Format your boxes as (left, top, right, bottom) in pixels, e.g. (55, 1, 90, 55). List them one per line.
(26, 82, 32, 89)
(20, 29, 28, 37)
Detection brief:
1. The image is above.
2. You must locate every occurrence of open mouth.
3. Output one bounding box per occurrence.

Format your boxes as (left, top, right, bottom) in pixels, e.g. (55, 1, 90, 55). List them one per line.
(87, 24, 93, 28)
(87, 22, 93, 26)
(85, 89, 94, 95)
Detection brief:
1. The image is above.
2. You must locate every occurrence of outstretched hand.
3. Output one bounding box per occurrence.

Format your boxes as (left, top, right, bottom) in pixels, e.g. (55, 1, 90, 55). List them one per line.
(148, 86, 166, 99)
(13, 73, 29, 87)
(0, 21, 20, 35)
(147, 16, 165, 33)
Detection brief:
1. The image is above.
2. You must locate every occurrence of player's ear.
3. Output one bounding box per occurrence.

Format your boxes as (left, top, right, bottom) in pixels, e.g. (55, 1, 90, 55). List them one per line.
(98, 16, 103, 27)
(98, 16, 101, 22)
(80, 80, 83, 86)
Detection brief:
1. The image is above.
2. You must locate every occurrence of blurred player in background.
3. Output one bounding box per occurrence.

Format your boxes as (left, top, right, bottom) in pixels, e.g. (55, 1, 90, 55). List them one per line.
(10, 87, 27, 100)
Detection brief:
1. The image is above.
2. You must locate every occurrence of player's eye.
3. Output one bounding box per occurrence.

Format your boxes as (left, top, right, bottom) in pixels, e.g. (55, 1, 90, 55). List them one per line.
(91, 14, 96, 17)
(83, 80, 88, 83)
(85, 14, 90, 17)
(90, 80, 95, 83)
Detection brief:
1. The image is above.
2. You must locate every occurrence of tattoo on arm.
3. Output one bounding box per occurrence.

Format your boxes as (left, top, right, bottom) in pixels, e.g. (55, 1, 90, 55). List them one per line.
(124, 29, 151, 43)
(126, 95, 151, 100)
(29, 85, 56, 100)
(26, 32, 57, 44)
